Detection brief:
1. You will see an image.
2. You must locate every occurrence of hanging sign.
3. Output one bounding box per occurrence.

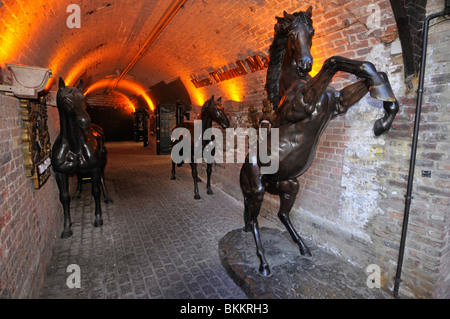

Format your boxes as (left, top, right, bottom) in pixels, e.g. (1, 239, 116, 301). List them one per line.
(191, 54, 270, 88)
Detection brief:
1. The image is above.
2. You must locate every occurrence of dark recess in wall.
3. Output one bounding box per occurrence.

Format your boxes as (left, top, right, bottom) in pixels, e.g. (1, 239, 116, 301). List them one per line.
(87, 106, 134, 141)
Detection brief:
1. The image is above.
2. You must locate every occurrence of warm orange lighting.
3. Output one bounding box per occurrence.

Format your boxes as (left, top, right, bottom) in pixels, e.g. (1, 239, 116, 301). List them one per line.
(114, 92, 136, 113)
(309, 46, 323, 78)
(65, 60, 91, 88)
(84, 78, 154, 110)
(309, 68, 320, 78)
(185, 73, 244, 106)
(222, 78, 244, 102)
(0, 0, 65, 84)
(44, 77, 55, 92)
(0, 2, 37, 63)
(188, 83, 207, 106)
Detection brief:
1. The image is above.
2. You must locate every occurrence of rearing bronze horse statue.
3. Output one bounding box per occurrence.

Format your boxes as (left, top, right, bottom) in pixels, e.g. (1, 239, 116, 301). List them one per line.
(51, 77, 112, 238)
(240, 7, 399, 276)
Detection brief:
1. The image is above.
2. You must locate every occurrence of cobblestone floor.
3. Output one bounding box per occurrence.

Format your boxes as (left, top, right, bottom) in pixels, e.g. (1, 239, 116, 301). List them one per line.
(40, 141, 248, 299)
(39, 140, 393, 300)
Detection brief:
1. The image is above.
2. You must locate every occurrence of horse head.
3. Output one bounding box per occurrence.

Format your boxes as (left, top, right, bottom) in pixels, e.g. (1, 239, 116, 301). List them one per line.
(267, 7, 315, 110)
(281, 7, 314, 77)
(202, 95, 230, 129)
(276, 6, 314, 77)
(57, 77, 91, 130)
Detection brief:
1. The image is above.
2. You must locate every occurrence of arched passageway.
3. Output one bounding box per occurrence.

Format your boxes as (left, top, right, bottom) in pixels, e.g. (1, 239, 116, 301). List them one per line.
(1, 0, 449, 299)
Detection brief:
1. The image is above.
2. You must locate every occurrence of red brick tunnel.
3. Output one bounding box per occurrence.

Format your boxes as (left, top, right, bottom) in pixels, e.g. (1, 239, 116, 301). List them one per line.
(0, 0, 425, 136)
(0, 0, 405, 106)
(1, 0, 415, 140)
(1, 0, 449, 300)
(0, 0, 423, 116)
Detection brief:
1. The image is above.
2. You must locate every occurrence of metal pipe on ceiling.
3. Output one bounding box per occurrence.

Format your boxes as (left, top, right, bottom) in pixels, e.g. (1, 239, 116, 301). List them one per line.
(109, 0, 187, 93)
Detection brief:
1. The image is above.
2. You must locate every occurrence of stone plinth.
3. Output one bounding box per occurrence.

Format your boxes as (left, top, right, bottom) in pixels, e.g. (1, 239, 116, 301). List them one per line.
(218, 227, 392, 299)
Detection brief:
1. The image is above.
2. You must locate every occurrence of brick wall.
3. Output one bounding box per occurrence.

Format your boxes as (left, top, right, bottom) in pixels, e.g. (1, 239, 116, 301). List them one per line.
(0, 0, 448, 299)
(191, 0, 449, 298)
(0, 92, 62, 298)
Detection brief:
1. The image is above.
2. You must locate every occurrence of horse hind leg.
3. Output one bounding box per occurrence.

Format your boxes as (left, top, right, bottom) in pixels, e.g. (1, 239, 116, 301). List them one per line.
(190, 163, 201, 199)
(100, 173, 113, 204)
(244, 192, 270, 276)
(206, 163, 213, 195)
(275, 179, 311, 256)
(100, 149, 113, 204)
(171, 160, 176, 180)
(55, 172, 73, 238)
(72, 173, 82, 200)
(240, 164, 270, 276)
(91, 170, 103, 227)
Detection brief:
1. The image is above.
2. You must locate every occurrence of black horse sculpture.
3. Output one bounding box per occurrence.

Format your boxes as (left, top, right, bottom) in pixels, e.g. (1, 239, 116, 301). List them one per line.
(240, 8, 399, 276)
(171, 95, 230, 199)
(51, 77, 112, 238)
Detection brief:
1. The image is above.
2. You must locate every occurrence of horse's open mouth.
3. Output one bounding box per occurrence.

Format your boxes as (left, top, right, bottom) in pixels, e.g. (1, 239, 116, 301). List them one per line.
(221, 120, 230, 129)
(296, 66, 310, 77)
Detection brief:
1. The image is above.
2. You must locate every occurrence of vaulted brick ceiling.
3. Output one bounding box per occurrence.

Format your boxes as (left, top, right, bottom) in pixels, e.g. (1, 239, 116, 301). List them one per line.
(1, 0, 278, 108)
(1, 0, 418, 110)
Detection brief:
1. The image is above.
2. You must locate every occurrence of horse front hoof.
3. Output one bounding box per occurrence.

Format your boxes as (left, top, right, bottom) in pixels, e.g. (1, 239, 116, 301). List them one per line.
(170, 175, 176, 180)
(194, 194, 201, 200)
(259, 264, 271, 276)
(94, 219, 103, 227)
(207, 189, 213, 195)
(373, 118, 390, 136)
(61, 229, 73, 239)
(104, 198, 113, 204)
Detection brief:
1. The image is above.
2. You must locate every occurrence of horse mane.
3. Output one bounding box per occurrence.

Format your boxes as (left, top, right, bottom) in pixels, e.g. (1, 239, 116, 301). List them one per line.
(200, 96, 222, 117)
(265, 10, 313, 111)
(201, 96, 213, 118)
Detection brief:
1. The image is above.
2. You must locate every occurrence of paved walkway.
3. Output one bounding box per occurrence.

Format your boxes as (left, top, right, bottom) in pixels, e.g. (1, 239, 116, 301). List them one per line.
(39, 140, 392, 299)
(40, 141, 248, 299)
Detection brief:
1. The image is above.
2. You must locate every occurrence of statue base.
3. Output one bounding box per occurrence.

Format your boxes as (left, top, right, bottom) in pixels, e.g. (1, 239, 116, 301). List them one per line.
(218, 227, 392, 299)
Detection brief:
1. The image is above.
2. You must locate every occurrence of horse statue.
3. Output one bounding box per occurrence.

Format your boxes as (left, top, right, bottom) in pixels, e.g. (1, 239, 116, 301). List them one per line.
(171, 95, 230, 199)
(240, 7, 399, 276)
(51, 77, 112, 238)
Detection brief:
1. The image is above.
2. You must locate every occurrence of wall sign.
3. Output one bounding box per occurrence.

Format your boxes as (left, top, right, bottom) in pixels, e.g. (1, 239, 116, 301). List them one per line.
(191, 54, 270, 88)
(20, 96, 52, 189)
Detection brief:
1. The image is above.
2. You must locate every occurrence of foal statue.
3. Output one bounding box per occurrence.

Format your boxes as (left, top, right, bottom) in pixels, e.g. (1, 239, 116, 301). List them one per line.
(52, 77, 112, 238)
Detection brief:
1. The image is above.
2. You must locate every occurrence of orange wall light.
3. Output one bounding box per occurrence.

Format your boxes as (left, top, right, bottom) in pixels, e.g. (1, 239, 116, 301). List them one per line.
(189, 86, 207, 106)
